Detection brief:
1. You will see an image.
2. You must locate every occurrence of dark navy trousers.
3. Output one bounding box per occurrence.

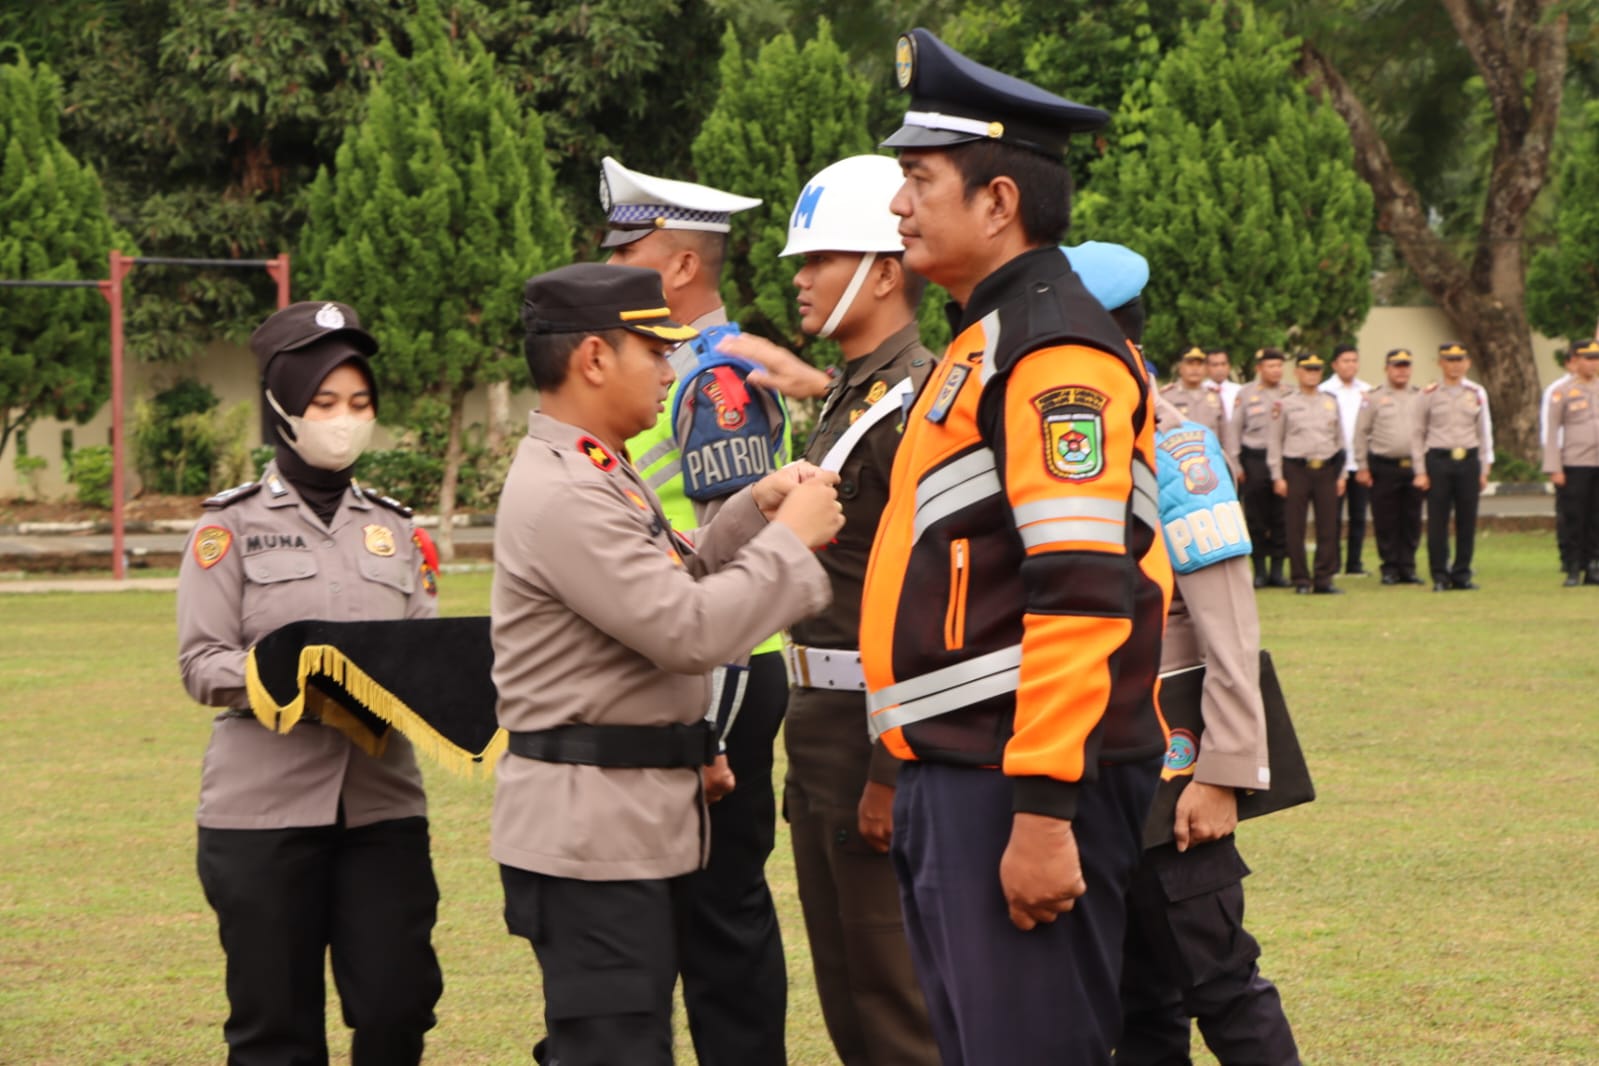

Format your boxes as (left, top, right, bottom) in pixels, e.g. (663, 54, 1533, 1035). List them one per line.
(891, 758, 1158, 1065)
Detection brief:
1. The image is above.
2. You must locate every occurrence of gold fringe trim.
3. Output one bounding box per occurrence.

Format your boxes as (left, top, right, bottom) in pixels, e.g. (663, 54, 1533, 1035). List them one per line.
(244, 643, 506, 778)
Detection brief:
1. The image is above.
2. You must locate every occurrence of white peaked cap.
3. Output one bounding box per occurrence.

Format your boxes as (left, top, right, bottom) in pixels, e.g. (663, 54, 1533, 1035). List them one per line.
(599, 156, 762, 247)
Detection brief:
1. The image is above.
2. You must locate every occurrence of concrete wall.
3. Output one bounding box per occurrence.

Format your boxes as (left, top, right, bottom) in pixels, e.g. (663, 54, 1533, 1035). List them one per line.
(0, 304, 1572, 498)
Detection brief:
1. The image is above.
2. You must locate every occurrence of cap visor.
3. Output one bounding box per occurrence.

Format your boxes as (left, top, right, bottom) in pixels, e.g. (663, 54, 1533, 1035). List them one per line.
(625, 322, 698, 342)
(601, 228, 654, 249)
(880, 125, 982, 151)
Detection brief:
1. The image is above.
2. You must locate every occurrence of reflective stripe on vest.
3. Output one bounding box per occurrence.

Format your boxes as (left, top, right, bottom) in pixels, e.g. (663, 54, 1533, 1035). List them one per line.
(1155, 422, 1252, 574)
(866, 643, 1024, 740)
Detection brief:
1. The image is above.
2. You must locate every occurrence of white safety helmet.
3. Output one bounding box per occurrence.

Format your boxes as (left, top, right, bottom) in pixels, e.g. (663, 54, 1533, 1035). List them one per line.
(781, 154, 906, 257)
(781, 155, 907, 338)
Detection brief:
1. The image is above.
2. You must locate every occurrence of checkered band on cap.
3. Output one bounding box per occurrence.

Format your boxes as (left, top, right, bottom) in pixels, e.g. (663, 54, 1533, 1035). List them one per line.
(608, 204, 731, 227)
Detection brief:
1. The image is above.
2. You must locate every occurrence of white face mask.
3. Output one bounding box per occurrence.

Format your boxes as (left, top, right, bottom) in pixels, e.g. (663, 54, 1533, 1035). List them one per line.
(266, 389, 375, 471)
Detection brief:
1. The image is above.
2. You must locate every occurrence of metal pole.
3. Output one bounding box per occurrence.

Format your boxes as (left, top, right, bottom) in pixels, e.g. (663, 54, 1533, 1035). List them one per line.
(101, 251, 134, 580)
(266, 254, 291, 309)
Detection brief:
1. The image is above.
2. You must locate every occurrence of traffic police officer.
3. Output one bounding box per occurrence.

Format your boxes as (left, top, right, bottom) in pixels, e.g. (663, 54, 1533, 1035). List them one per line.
(1353, 348, 1425, 584)
(177, 301, 444, 1066)
(1412, 341, 1494, 591)
(723, 154, 942, 1066)
(861, 29, 1173, 1064)
(1268, 352, 1346, 594)
(1232, 348, 1290, 588)
(1163, 346, 1239, 470)
(491, 263, 837, 1066)
(599, 157, 797, 1065)
(1542, 339, 1599, 585)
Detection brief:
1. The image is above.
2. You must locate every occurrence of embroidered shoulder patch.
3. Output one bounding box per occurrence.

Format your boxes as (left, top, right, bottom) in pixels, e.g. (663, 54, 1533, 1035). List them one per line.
(412, 528, 439, 596)
(193, 526, 232, 569)
(578, 436, 617, 472)
(1033, 386, 1109, 482)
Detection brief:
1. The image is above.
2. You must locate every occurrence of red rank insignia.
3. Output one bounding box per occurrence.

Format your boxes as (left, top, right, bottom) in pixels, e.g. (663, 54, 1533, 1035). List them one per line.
(578, 436, 617, 471)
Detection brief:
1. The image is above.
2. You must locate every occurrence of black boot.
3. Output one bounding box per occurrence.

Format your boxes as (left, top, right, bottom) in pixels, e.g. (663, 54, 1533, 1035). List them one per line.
(1586, 563, 1599, 586)
(1565, 571, 1582, 587)
(1266, 557, 1291, 588)
(1253, 556, 1268, 589)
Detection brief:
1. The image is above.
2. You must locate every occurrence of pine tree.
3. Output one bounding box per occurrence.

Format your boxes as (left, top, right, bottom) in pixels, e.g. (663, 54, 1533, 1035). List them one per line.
(690, 21, 875, 357)
(1076, 2, 1372, 370)
(300, 0, 570, 558)
(1526, 100, 1599, 345)
(0, 53, 129, 463)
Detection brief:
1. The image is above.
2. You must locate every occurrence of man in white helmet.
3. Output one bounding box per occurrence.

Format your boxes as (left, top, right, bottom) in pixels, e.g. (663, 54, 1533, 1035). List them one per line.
(721, 154, 941, 1066)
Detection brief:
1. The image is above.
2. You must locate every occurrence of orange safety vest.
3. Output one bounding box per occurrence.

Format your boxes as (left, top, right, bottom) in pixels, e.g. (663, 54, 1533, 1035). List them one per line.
(859, 247, 1174, 819)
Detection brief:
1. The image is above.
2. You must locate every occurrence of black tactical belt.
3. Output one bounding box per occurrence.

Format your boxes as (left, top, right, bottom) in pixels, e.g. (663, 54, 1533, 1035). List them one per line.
(1284, 450, 1345, 471)
(1429, 447, 1478, 461)
(1240, 446, 1267, 458)
(507, 721, 716, 769)
(1371, 455, 1414, 468)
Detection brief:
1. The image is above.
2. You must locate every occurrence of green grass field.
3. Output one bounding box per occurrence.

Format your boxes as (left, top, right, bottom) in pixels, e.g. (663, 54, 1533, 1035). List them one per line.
(2, 530, 1595, 1064)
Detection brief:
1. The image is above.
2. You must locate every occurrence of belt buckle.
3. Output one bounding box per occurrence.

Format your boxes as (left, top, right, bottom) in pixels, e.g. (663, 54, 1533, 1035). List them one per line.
(1450, 447, 1467, 460)
(1308, 459, 1324, 470)
(1399, 459, 1412, 469)
(786, 642, 812, 688)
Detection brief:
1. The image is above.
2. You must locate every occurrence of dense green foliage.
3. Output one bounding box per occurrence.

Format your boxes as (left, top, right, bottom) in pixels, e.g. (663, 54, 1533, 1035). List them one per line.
(1526, 99, 1599, 345)
(691, 21, 876, 353)
(299, 0, 569, 541)
(1079, 3, 1372, 368)
(0, 55, 127, 464)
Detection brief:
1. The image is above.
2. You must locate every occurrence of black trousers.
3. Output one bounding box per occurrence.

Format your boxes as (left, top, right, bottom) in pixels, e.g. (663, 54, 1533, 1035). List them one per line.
(1240, 448, 1286, 563)
(1337, 474, 1369, 570)
(1369, 457, 1424, 578)
(1555, 466, 1599, 572)
(891, 758, 1158, 1065)
(196, 817, 441, 1066)
(674, 650, 788, 1066)
(1425, 450, 1481, 583)
(1120, 837, 1300, 1066)
(502, 866, 679, 1066)
(1283, 460, 1340, 588)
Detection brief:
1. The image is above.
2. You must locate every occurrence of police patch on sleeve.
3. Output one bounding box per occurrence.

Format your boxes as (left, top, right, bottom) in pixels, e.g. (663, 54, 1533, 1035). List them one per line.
(1033, 386, 1109, 481)
(194, 526, 232, 569)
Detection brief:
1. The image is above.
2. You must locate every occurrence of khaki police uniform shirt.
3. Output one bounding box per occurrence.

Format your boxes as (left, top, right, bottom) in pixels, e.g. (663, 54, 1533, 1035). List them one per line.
(1162, 382, 1239, 460)
(1153, 400, 1269, 791)
(1543, 376, 1599, 472)
(1267, 389, 1344, 480)
(1353, 383, 1421, 469)
(1411, 380, 1495, 469)
(1231, 380, 1286, 458)
(177, 465, 433, 830)
(490, 412, 830, 881)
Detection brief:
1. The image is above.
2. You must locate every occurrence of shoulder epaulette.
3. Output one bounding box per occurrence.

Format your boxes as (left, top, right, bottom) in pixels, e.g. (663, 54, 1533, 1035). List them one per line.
(203, 481, 261, 509)
(371, 491, 415, 518)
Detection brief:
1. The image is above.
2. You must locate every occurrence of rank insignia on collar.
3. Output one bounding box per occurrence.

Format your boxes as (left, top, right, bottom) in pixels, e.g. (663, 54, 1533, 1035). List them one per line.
(850, 407, 866, 425)
(194, 526, 232, 569)
(866, 380, 889, 405)
(266, 475, 289, 497)
(578, 436, 617, 471)
(364, 523, 397, 557)
(1033, 386, 1109, 482)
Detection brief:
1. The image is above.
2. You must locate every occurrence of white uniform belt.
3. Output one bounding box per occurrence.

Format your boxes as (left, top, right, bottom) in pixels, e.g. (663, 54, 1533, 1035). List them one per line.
(866, 644, 1023, 740)
(785, 643, 866, 691)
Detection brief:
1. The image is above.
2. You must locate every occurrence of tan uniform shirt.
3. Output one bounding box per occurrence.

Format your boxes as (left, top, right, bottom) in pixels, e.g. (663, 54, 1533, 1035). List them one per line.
(177, 465, 434, 830)
(1162, 382, 1239, 459)
(1543, 377, 1599, 472)
(1231, 380, 1286, 457)
(1152, 401, 1269, 790)
(1411, 380, 1495, 468)
(490, 412, 830, 881)
(1267, 389, 1344, 480)
(1353, 383, 1421, 468)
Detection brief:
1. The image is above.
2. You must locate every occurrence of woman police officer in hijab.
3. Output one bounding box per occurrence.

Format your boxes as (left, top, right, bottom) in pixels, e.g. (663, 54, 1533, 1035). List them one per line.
(177, 301, 443, 1065)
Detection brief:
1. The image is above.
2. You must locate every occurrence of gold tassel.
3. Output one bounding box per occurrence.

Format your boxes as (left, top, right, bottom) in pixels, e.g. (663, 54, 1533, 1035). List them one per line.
(243, 643, 503, 778)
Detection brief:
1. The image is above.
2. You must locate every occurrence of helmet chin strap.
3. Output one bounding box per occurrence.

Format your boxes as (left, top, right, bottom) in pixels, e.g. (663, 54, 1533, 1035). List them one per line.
(818, 252, 878, 340)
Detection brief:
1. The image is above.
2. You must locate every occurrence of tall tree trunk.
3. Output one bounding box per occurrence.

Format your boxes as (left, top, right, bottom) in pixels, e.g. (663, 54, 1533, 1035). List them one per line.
(435, 391, 465, 563)
(485, 379, 511, 455)
(1296, 1, 1566, 464)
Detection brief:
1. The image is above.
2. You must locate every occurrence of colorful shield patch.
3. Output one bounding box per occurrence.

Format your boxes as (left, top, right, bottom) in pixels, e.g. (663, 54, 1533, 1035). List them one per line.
(364, 524, 397, 557)
(1033, 386, 1110, 482)
(193, 526, 232, 569)
(1160, 728, 1200, 782)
